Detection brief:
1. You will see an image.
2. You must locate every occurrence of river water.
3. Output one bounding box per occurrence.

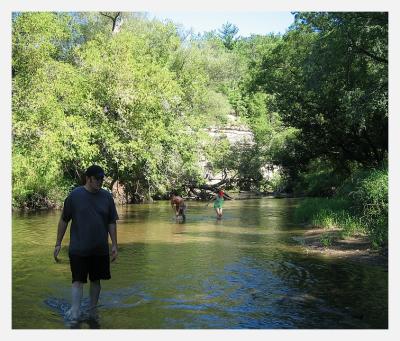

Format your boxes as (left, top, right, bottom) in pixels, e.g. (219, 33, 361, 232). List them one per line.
(12, 198, 387, 329)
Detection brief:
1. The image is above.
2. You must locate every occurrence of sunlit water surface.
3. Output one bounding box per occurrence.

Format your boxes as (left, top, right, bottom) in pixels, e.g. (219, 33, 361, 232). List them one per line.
(12, 198, 387, 329)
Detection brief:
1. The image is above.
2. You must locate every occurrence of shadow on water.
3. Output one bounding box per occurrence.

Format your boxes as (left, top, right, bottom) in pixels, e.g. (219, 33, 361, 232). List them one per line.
(13, 198, 387, 329)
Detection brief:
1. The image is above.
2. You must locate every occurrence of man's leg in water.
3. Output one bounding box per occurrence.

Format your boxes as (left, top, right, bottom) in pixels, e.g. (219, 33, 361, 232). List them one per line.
(67, 281, 83, 320)
(89, 280, 101, 318)
(181, 206, 186, 220)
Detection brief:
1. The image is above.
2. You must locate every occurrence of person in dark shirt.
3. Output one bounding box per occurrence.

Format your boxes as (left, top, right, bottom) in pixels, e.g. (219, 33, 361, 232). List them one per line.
(53, 165, 118, 323)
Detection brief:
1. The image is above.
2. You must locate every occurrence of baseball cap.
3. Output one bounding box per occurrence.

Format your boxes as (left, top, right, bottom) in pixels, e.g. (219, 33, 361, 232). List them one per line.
(85, 165, 105, 178)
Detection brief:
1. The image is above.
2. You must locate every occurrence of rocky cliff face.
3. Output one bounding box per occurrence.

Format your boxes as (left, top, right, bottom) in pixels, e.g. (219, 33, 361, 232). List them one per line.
(201, 114, 279, 186)
(205, 127, 255, 145)
(201, 126, 254, 186)
(201, 115, 280, 185)
(206, 114, 254, 144)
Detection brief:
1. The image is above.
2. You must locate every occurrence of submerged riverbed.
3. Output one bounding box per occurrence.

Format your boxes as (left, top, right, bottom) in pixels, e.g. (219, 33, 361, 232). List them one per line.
(12, 198, 388, 329)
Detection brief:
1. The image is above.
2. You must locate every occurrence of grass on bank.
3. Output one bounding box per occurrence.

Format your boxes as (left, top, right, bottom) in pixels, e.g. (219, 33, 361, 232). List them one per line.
(294, 166, 388, 250)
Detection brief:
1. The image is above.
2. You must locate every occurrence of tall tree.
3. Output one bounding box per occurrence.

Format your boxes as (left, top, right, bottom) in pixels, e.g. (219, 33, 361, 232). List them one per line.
(218, 22, 239, 50)
(256, 12, 388, 171)
(100, 12, 123, 34)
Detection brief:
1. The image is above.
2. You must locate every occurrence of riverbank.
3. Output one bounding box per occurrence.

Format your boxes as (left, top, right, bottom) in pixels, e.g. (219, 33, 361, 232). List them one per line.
(293, 227, 388, 267)
(211, 191, 293, 200)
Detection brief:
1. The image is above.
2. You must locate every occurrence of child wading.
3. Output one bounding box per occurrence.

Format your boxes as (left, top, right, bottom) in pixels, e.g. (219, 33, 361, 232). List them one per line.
(214, 190, 225, 219)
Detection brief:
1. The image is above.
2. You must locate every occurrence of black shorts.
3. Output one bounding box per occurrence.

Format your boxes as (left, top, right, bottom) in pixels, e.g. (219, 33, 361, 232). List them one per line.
(69, 253, 111, 283)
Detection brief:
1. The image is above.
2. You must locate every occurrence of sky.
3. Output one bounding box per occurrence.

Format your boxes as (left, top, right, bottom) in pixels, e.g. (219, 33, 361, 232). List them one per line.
(147, 11, 295, 37)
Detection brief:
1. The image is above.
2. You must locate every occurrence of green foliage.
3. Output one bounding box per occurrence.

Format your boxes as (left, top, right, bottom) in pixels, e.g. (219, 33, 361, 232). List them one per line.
(12, 151, 70, 209)
(12, 12, 239, 208)
(320, 233, 334, 247)
(264, 170, 287, 193)
(218, 22, 239, 50)
(345, 167, 388, 247)
(293, 158, 350, 196)
(75, 27, 213, 197)
(12, 13, 98, 208)
(226, 34, 301, 190)
(294, 197, 351, 223)
(295, 197, 365, 241)
(255, 12, 388, 172)
(294, 166, 387, 249)
(12, 13, 76, 76)
(229, 144, 265, 191)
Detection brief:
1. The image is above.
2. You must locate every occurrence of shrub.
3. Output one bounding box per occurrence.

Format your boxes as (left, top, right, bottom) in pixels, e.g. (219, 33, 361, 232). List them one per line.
(294, 165, 387, 248)
(350, 167, 388, 248)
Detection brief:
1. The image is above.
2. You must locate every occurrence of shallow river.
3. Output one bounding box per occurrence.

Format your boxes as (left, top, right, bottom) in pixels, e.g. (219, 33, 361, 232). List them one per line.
(12, 198, 387, 329)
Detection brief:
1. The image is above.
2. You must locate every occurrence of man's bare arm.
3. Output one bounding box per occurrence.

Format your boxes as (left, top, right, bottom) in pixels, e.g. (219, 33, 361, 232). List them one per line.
(108, 223, 118, 262)
(54, 217, 68, 261)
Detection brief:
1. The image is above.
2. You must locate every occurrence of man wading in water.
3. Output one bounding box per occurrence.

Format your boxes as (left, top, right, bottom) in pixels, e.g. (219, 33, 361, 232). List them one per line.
(53, 165, 119, 324)
(170, 193, 187, 221)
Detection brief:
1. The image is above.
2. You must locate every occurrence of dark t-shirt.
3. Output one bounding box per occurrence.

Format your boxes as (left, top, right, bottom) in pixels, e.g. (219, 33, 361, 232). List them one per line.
(62, 186, 119, 256)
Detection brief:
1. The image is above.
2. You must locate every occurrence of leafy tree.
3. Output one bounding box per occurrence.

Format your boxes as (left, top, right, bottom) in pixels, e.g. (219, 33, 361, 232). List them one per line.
(256, 12, 388, 171)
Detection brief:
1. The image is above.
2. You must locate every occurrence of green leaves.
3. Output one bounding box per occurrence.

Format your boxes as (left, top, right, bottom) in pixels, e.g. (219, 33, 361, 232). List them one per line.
(12, 13, 74, 75)
(255, 12, 387, 171)
(218, 22, 239, 50)
(12, 12, 240, 207)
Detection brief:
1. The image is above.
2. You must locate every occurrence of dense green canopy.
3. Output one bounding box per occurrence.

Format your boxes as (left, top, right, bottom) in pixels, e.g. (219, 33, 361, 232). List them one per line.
(12, 12, 387, 214)
(255, 12, 388, 175)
